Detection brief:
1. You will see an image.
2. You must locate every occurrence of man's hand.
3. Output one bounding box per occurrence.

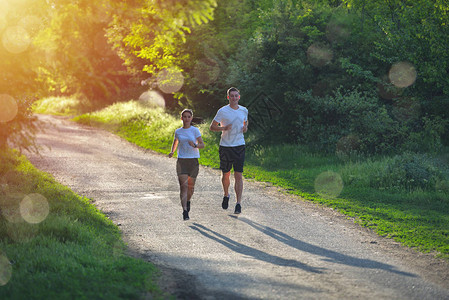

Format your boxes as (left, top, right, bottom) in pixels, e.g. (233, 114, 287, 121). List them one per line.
(223, 124, 232, 131)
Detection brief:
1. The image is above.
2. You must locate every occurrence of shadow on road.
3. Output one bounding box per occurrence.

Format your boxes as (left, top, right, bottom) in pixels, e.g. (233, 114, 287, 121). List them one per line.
(189, 222, 325, 273)
(231, 216, 417, 277)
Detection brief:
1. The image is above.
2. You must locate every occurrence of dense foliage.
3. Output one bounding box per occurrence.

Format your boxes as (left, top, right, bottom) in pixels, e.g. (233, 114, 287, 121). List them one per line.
(181, 0, 449, 155)
(1, 0, 449, 155)
(34, 0, 129, 103)
(0, 0, 48, 152)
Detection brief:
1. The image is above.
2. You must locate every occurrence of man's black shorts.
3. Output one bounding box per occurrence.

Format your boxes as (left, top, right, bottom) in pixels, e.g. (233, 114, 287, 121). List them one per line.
(219, 145, 245, 173)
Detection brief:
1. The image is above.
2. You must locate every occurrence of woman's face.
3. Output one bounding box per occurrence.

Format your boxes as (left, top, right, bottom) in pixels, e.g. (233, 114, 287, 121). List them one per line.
(182, 112, 193, 125)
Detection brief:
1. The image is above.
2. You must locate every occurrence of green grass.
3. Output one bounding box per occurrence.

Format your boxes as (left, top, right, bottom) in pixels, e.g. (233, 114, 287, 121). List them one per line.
(242, 145, 449, 255)
(0, 148, 166, 299)
(32, 96, 94, 116)
(72, 99, 449, 259)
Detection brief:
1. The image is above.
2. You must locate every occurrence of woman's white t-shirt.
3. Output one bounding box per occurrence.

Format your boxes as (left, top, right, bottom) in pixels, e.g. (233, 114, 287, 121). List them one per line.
(213, 104, 248, 147)
(174, 126, 201, 158)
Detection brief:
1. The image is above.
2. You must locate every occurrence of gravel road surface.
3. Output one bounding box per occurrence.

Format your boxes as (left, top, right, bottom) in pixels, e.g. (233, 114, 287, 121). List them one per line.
(27, 115, 449, 299)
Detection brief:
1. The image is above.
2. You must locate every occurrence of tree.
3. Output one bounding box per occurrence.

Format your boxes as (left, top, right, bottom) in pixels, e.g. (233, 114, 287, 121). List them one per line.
(0, 0, 50, 152)
(106, 0, 217, 108)
(345, 0, 449, 143)
(190, 0, 449, 153)
(34, 0, 129, 105)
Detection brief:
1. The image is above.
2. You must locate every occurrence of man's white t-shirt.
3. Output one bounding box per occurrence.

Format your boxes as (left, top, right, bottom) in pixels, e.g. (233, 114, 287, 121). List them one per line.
(213, 104, 248, 147)
(174, 126, 201, 158)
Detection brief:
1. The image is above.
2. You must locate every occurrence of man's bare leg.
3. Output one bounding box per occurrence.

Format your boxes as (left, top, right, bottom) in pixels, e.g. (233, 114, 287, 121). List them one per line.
(222, 171, 231, 197)
(234, 171, 243, 204)
(221, 171, 231, 209)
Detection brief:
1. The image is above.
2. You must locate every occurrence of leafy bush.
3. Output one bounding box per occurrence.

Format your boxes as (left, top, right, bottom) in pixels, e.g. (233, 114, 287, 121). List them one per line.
(0, 96, 41, 154)
(288, 89, 399, 154)
(400, 116, 448, 154)
(371, 153, 448, 191)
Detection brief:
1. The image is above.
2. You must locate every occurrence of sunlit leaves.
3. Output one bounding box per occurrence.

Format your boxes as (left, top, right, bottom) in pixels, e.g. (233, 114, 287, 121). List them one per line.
(33, 0, 127, 103)
(108, 0, 217, 82)
(348, 0, 449, 94)
(0, 0, 50, 151)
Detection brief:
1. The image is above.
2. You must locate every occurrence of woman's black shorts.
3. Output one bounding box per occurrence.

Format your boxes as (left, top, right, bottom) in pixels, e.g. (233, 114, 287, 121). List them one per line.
(219, 145, 245, 173)
(176, 158, 199, 178)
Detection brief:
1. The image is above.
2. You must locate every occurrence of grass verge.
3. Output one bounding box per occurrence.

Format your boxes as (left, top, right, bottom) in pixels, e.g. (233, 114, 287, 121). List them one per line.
(73, 99, 449, 259)
(0, 148, 165, 299)
(32, 96, 94, 116)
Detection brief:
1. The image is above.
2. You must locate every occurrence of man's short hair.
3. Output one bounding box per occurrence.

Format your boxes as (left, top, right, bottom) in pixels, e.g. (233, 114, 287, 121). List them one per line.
(227, 87, 240, 97)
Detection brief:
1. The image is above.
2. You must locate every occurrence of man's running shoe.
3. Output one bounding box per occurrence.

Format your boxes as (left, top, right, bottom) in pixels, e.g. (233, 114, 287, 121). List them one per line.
(187, 201, 191, 212)
(222, 196, 229, 209)
(183, 210, 189, 220)
(234, 203, 241, 214)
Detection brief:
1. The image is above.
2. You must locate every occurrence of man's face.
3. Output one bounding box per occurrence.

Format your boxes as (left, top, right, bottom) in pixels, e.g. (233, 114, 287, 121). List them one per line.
(228, 91, 240, 105)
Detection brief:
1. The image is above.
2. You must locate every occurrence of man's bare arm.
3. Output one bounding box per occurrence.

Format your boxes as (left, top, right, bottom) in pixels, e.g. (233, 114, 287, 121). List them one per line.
(210, 120, 232, 132)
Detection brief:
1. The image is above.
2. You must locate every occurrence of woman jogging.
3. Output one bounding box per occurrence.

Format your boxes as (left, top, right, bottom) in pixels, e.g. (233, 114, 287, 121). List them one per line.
(169, 109, 205, 220)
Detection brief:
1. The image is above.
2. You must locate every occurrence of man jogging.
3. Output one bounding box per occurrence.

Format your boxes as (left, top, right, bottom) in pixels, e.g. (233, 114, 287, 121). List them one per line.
(210, 87, 248, 214)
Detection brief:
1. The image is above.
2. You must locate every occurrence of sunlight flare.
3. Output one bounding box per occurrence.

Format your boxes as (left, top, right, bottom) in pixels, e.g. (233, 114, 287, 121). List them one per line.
(389, 61, 417, 88)
(0, 94, 18, 123)
(0, 254, 12, 286)
(307, 43, 333, 67)
(138, 90, 165, 108)
(20, 193, 49, 224)
(157, 68, 184, 94)
(314, 171, 343, 199)
(2, 25, 31, 54)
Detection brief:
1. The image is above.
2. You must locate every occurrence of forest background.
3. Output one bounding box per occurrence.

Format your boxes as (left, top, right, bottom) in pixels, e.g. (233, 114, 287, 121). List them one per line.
(1, 0, 449, 252)
(2, 0, 449, 157)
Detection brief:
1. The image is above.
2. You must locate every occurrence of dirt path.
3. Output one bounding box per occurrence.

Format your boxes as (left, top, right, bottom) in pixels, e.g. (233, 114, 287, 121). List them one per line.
(27, 115, 449, 299)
